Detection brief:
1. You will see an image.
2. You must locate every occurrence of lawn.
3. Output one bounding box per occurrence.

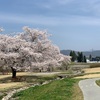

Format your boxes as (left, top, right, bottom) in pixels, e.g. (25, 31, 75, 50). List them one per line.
(12, 78, 83, 100)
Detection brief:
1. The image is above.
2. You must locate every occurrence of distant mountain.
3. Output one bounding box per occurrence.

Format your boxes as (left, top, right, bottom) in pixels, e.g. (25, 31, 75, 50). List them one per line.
(60, 50, 100, 57)
(60, 50, 71, 55)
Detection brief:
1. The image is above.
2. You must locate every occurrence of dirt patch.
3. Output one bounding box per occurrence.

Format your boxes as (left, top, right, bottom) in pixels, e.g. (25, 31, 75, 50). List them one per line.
(75, 74, 100, 79)
(0, 82, 27, 91)
(75, 68, 100, 79)
(72, 81, 83, 100)
(83, 68, 100, 73)
(0, 72, 61, 80)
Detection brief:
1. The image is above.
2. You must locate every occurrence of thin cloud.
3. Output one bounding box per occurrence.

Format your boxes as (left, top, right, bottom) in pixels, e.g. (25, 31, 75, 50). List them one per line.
(0, 13, 60, 26)
(1, 13, 100, 27)
(65, 15, 100, 26)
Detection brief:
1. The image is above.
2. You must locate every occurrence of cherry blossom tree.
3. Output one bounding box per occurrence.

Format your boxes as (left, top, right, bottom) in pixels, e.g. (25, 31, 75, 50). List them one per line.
(0, 26, 71, 78)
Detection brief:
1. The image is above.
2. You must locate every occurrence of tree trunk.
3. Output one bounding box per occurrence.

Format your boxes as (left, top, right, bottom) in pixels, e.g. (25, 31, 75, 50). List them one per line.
(11, 67, 16, 78)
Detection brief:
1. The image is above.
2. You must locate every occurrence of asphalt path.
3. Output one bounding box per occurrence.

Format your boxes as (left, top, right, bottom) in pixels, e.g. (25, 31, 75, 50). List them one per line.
(79, 78, 100, 100)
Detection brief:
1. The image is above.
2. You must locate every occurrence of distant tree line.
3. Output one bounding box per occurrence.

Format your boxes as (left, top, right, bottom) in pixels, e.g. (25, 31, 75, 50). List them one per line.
(89, 54, 100, 61)
(70, 51, 86, 63)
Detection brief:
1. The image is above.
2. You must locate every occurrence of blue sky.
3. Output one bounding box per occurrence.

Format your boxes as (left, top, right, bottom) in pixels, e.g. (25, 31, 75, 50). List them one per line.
(0, 0, 100, 51)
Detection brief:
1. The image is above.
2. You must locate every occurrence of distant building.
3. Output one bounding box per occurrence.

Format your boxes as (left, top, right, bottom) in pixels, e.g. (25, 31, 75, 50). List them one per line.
(86, 57, 100, 63)
(86, 59, 90, 63)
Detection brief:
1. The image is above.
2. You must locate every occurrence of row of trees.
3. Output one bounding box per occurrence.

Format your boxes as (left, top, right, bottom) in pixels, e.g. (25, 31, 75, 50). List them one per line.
(70, 51, 86, 62)
(70, 51, 100, 62)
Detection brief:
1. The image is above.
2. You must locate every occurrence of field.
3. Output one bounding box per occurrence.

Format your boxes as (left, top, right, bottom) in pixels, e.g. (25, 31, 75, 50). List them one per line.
(0, 72, 61, 91)
(75, 67, 100, 78)
(83, 68, 100, 73)
(0, 70, 84, 100)
(1, 63, 100, 100)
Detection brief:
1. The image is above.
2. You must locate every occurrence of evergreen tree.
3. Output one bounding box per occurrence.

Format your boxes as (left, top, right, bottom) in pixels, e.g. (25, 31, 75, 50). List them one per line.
(83, 55, 86, 63)
(70, 51, 77, 62)
(80, 52, 84, 62)
(70, 51, 73, 57)
(77, 52, 81, 62)
(89, 54, 92, 61)
(77, 52, 83, 62)
(70, 51, 73, 62)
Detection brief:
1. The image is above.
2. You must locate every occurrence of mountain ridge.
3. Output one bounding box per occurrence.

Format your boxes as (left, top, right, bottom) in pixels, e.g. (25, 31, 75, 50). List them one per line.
(61, 50, 100, 57)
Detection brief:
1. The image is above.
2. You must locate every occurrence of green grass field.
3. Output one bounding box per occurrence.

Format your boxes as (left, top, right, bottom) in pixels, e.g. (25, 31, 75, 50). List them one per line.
(1, 63, 100, 100)
(12, 78, 83, 100)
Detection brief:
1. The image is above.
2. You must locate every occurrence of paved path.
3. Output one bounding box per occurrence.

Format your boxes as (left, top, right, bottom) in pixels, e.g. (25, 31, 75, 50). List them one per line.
(79, 78, 100, 100)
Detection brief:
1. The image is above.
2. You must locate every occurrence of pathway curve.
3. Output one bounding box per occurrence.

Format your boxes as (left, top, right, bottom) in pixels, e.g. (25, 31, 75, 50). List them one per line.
(79, 78, 100, 100)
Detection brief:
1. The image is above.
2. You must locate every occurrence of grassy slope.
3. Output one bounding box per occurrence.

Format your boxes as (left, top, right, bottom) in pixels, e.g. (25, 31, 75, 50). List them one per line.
(96, 80, 100, 86)
(13, 78, 83, 100)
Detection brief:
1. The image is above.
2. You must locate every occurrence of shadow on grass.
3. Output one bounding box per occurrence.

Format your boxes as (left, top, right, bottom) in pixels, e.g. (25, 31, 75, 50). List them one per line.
(0, 75, 57, 84)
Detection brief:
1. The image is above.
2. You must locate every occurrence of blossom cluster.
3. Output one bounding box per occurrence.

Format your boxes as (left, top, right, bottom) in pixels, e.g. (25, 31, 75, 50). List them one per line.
(0, 27, 71, 72)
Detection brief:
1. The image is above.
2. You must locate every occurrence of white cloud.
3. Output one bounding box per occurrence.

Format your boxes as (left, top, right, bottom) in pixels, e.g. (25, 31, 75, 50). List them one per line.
(0, 13, 60, 26)
(1, 11, 100, 28)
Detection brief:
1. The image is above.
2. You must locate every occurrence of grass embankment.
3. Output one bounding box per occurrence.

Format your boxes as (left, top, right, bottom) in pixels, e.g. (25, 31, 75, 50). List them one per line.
(0, 72, 61, 99)
(0, 75, 58, 91)
(13, 78, 83, 100)
(96, 80, 100, 86)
